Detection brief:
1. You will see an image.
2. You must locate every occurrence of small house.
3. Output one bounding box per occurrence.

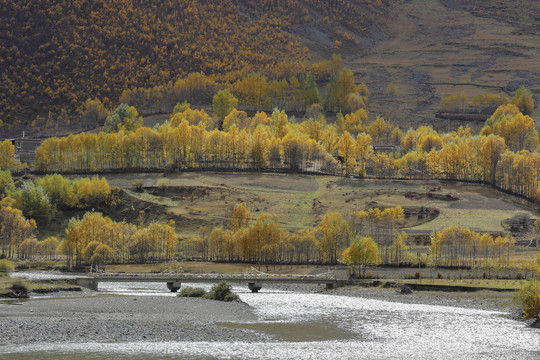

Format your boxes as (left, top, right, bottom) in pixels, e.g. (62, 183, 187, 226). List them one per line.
(9, 138, 42, 163)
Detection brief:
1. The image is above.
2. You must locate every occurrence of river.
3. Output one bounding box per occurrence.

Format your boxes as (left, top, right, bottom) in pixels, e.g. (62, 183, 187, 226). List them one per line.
(2, 273, 539, 359)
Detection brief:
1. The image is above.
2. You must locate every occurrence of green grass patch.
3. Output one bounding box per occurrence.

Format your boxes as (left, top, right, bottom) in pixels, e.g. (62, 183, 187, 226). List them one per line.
(0, 259, 15, 272)
(178, 287, 207, 298)
(0, 279, 81, 296)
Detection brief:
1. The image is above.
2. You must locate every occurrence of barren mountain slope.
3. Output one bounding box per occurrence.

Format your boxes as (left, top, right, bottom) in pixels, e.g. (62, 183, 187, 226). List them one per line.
(341, 0, 540, 130)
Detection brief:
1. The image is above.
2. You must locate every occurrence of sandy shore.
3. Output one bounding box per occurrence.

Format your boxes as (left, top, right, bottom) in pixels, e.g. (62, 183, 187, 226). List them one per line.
(0, 294, 262, 345)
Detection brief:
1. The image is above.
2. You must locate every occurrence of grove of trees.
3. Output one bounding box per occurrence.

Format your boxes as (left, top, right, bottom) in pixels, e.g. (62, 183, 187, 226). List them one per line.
(63, 212, 177, 268)
(34, 99, 540, 204)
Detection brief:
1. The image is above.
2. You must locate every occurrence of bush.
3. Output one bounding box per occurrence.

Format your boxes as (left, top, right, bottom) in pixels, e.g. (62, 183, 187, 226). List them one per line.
(203, 281, 239, 302)
(53, 265, 72, 272)
(0, 259, 14, 272)
(157, 180, 168, 190)
(178, 287, 207, 298)
(7, 280, 29, 298)
(132, 180, 144, 192)
(514, 279, 540, 320)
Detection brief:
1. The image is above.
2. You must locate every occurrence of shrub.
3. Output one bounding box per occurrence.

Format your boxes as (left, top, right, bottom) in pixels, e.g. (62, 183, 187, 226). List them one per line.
(54, 265, 72, 272)
(132, 180, 144, 192)
(386, 82, 398, 96)
(157, 180, 168, 190)
(7, 280, 29, 298)
(178, 287, 207, 298)
(0, 259, 14, 272)
(203, 281, 239, 302)
(514, 279, 540, 320)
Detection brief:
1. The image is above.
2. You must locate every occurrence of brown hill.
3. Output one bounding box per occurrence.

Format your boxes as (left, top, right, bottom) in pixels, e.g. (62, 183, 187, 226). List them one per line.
(340, 0, 540, 130)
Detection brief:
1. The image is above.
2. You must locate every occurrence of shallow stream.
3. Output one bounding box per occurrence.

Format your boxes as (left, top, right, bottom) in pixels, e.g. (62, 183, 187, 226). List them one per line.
(3, 273, 539, 359)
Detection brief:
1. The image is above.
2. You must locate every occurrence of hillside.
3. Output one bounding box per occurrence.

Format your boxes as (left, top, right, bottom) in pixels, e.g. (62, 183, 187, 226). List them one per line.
(0, 0, 538, 137)
(0, 0, 385, 136)
(36, 172, 537, 244)
(343, 0, 540, 130)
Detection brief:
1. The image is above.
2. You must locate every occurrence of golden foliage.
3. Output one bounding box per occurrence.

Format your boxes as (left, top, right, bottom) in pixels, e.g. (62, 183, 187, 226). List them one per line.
(514, 279, 540, 320)
(0, 0, 384, 130)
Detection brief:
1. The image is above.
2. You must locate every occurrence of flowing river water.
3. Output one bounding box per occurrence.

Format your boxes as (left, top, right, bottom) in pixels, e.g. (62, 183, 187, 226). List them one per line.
(3, 272, 540, 359)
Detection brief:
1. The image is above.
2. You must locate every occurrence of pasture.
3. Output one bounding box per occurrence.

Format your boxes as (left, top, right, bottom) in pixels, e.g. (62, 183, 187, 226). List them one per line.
(101, 172, 538, 240)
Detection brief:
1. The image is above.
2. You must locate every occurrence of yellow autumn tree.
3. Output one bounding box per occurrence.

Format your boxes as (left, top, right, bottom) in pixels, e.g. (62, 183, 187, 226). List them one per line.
(318, 212, 351, 264)
(337, 131, 357, 176)
(230, 202, 251, 232)
(0, 141, 21, 171)
(342, 236, 379, 277)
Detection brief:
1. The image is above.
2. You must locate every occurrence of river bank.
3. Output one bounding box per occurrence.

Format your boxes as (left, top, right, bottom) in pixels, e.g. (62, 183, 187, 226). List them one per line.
(335, 286, 515, 313)
(1, 280, 534, 347)
(0, 294, 262, 345)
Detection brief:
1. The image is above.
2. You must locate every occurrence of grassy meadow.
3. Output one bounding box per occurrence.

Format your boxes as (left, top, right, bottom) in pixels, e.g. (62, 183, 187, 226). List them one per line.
(98, 172, 537, 240)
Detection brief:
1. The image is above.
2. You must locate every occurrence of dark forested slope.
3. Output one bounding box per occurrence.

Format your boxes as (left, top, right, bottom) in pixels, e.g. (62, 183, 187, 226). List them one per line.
(0, 0, 385, 134)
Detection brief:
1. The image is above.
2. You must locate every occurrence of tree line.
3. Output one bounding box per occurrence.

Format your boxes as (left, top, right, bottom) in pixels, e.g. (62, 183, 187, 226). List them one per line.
(116, 57, 365, 117)
(165, 202, 407, 265)
(33, 98, 540, 203)
(0, 170, 178, 267)
(439, 87, 534, 115)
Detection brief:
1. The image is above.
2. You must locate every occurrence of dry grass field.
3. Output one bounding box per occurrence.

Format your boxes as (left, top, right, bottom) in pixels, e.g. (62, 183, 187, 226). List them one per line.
(339, 0, 540, 131)
(100, 172, 538, 241)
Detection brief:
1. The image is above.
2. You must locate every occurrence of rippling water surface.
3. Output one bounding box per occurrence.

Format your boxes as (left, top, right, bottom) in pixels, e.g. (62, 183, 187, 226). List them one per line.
(4, 273, 540, 359)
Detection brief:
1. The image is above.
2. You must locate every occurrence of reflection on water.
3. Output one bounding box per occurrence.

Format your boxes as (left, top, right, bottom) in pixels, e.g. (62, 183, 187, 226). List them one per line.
(2, 273, 539, 359)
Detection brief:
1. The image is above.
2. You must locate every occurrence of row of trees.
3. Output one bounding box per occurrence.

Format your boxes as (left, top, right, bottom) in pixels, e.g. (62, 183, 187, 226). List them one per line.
(34, 102, 540, 202)
(35, 108, 341, 173)
(439, 87, 534, 115)
(180, 202, 520, 271)
(118, 61, 366, 117)
(431, 226, 515, 268)
(180, 202, 407, 265)
(0, 208, 178, 268)
(63, 212, 177, 268)
(0, 195, 521, 270)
